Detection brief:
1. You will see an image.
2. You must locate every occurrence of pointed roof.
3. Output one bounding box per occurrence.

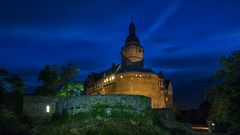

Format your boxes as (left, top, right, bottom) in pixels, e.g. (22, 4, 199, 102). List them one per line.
(158, 71, 164, 78)
(164, 80, 171, 89)
(125, 22, 140, 46)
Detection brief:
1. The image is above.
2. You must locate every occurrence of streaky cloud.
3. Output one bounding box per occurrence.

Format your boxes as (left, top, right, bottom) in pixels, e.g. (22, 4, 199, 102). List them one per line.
(142, 0, 184, 40)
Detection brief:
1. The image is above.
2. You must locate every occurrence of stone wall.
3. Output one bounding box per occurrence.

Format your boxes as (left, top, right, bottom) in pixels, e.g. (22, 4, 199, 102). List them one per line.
(23, 94, 151, 121)
(56, 94, 151, 115)
(23, 96, 58, 122)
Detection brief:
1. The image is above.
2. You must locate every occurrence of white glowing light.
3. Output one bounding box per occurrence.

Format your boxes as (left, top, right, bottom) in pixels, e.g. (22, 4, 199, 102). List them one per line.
(112, 76, 115, 80)
(120, 76, 123, 78)
(46, 105, 50, 113)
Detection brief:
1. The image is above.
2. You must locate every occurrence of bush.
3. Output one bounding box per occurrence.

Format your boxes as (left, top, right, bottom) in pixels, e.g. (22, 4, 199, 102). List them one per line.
(0, 106, 30, 135)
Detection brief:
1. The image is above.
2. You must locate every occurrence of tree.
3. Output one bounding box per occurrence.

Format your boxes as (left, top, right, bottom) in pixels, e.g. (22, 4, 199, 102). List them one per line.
(0, 68, 25, 112)
(56, 82, 84, 98)
(0, 68, 25, 93)
(35, 65, 61, 95)
(205, 50, 240, 129)
(35, 63, 80, 95)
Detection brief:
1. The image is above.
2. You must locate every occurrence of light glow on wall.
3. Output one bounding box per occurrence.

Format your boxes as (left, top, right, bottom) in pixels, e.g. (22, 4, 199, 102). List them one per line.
(46, 105, 50, 113)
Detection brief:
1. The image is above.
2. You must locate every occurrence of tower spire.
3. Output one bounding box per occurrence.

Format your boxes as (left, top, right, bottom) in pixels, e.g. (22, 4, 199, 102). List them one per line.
(125, 17, 140, 45)
(129, 17, 135, 35)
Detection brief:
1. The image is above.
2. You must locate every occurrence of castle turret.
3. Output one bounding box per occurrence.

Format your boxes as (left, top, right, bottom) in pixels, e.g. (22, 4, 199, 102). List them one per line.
(121, 22, 144, 68)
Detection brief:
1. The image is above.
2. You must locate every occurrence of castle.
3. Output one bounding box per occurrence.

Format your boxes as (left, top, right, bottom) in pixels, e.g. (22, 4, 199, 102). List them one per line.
(86, 22, 173, 108)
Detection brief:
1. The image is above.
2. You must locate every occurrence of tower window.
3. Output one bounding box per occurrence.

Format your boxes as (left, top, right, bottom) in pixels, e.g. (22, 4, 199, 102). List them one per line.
(120, 76, 123, 78)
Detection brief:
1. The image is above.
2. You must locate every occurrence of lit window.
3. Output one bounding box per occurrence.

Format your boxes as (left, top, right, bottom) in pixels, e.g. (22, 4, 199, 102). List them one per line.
(165, 97, 169, 102)
(120, 76, 123, 78)
(111, 76, 115, 80)
(140, 75, 142, 77)
(109, 78, 112, 81)
(135, 74, 137, 77)
(106, 78, 108, 82)
(46, 105, 50, 113)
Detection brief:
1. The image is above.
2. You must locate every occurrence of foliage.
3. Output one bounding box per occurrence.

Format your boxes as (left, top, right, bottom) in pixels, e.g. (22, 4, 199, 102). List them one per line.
(205, 50, 240, 129)
(0, 105, 30, 135)
(56, 82, 84, 98)
(0, 68, 25, 93)
(35, 63, 80, 95)
(33, 105, 192, 135)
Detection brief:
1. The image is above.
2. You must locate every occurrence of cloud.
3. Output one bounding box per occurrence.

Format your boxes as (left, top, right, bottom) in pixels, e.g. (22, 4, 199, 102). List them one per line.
(142, 0, 185, 40)
(144, 36, 172, 44)
(65, 57, 108, 71)
(148, 52, 219, 70)
(162, 45, 183, 53)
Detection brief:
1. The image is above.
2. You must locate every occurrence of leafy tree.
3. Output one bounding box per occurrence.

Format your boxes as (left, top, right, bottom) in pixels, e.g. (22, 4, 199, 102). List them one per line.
(0, 68, 25, 112)
(57, 82, 84, 98)
(61, 63, 80, 84)
(35, 63, 80, 95)
(35, 65, 61, 95)
(205, 50, 240, 129)
(0, 68, 25, 93)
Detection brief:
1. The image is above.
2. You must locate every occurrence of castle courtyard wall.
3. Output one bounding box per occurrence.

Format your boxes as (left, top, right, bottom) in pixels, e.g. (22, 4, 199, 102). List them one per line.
(56, 94, 151, 115)
(23, 96, 58, 123)
(23, 94, 151, 122)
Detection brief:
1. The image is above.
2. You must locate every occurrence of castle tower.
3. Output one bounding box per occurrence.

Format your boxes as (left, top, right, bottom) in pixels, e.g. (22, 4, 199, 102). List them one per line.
(121, 22, 144, 68)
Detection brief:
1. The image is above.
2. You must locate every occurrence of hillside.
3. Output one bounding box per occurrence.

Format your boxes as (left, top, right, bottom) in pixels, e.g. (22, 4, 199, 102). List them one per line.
(32, 105, 194, 135)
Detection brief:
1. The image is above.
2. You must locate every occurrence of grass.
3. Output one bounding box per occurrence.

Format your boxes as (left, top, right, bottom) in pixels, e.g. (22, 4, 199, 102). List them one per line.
(32, 104, 193, 135)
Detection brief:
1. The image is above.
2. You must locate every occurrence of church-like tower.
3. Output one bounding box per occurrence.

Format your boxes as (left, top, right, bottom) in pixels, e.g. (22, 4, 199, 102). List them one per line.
(121, 22, 144, 68)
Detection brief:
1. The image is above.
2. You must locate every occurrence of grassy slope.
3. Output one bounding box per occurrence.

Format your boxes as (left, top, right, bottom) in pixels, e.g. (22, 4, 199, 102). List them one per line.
(32, 105, 194, 135)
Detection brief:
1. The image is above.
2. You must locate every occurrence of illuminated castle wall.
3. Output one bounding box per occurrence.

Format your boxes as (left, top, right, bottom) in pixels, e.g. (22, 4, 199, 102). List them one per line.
(86, 22, 173, 108)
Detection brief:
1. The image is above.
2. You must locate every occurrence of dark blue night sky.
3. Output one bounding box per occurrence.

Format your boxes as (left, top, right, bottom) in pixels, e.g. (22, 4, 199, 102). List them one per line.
(0, 0, 240, 108)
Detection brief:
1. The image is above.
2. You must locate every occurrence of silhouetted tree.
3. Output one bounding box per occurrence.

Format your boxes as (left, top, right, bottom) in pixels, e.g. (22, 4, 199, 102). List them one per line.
(0, 68, 25, 93)
(0, 68, 25, 112)
(35, 63, 80, 95)
(205, 50, 240, 129)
